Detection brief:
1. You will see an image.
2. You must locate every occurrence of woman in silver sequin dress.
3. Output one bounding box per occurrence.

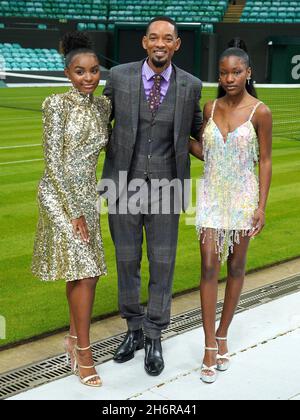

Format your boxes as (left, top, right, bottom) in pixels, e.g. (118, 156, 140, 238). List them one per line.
(189, 41, 272, 384)
(32, 33, 111, 387)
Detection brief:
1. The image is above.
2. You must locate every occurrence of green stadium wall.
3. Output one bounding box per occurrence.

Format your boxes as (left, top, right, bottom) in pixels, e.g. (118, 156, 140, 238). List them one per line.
(1, 19, 300, 82)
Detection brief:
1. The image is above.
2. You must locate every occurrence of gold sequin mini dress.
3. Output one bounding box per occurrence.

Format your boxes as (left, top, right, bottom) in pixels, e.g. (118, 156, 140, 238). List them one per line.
(32, 87, 111, 281)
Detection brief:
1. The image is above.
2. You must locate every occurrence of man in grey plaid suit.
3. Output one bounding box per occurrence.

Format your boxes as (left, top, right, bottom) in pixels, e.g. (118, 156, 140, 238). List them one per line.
(100, 16, 202, 376)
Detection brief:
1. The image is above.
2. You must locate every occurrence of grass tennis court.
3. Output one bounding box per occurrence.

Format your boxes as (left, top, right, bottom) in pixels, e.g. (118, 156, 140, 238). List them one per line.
(0, 85, 299, 348)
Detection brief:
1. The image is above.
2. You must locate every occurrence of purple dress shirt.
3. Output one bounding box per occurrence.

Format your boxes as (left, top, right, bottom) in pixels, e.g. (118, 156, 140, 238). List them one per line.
(142, 59, 173, 104)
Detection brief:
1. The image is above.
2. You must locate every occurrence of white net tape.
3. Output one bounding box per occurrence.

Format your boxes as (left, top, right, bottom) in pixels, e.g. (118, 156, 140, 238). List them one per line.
(0, 71, 299, 140)
(0, 70, 299, 88)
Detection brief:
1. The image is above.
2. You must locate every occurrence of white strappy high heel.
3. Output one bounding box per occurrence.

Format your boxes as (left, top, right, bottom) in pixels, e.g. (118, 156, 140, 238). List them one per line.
(63, 334, 78, 374)
(73, 345, 102, 387)
(216, 336, 230, 371)
(201, 346, 218, 384)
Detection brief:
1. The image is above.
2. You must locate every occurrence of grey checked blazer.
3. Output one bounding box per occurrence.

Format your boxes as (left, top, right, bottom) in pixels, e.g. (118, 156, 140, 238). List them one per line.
(100, 60, 203, 211)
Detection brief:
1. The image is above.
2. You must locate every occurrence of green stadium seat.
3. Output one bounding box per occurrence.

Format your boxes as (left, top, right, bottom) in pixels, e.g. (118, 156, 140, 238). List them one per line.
(2, 0, 297, 26)
(107, 0, 228, 24)
(202, 23, 214, 33)
(97, 23, 106, 30)
(77, 22, 87, 31)
(269, 12, 277, 18)
(0, 0, 109, 21)
(242, 0, 299, 23)
(0, 42, 64, 71)
(278, 12, 287, 18)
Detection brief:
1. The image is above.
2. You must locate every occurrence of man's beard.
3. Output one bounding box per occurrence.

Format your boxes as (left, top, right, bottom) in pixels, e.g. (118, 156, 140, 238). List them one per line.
(150, 57, 168, 68)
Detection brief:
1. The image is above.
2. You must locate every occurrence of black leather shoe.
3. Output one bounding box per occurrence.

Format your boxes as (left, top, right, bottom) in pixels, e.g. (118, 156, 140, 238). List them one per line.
(144, 336, 164, 376)
(113, 329, 144, 363)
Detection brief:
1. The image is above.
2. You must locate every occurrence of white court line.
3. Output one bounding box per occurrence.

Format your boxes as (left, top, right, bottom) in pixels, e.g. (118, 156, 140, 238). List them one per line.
(203, 82, 300, 88)
(0, 71, 68, 81)
(0, 144, 41, 150)
(7, 81, 106, 88)
(273, 120, 300, 124)
(7, 83, 71, 88)
(0, 158, 43, 165)
(1, 116, 41, 121)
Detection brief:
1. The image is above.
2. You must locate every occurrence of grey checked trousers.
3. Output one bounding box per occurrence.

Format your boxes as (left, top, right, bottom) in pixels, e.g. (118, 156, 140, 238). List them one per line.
(108, 181, 180, 339)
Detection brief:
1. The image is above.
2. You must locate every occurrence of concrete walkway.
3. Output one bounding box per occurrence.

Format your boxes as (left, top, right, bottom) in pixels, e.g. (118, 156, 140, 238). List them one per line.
(8, 289, 300, 400)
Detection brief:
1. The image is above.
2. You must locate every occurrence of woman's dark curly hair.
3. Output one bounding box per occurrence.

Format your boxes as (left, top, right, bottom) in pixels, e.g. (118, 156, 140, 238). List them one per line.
(61, 31, 98, 67)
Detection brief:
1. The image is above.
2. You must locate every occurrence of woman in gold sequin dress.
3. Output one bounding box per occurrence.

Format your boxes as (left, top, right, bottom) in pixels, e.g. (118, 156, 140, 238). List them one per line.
(32, 33, 111, 387)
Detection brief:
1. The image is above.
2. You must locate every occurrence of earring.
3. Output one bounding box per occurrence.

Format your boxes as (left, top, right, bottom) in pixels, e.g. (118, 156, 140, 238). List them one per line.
(247, 78, 251, 85)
